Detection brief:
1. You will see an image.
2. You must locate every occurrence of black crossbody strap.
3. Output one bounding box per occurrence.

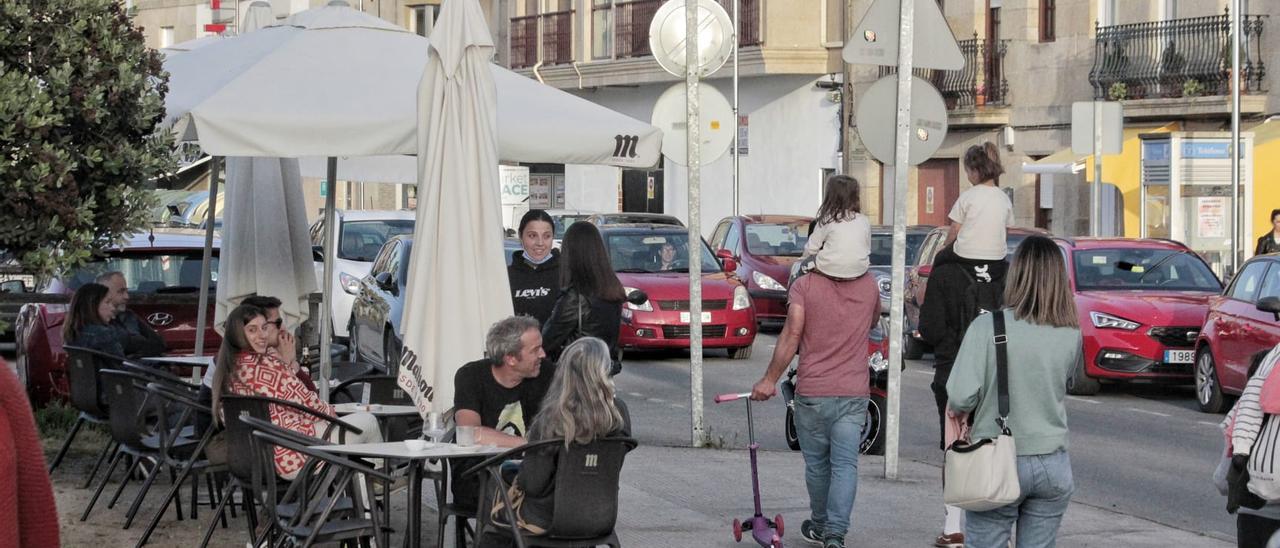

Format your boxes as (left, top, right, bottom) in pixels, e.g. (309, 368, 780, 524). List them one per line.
(992, 310, 1011, 427)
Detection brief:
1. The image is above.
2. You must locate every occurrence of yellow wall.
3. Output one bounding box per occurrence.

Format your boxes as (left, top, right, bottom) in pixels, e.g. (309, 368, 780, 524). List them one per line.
(1250, 121, 1280, 247)
(1082, 123, 1181, 238)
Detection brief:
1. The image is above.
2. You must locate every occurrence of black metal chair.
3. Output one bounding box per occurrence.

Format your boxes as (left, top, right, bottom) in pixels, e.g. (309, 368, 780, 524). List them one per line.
(132, 381, 226, 546)
(50, 345, 123, 487)
(464, 437, 638, 548)
(244, 416, 392, 547)
(330, 374, 419, 441)
(201, 394, 368, 548)
(432, 412, 481, 548)
(81, 369, 198, 525)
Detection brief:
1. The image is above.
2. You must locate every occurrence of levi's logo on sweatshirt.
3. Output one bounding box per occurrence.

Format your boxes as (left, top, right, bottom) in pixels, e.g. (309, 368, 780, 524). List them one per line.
(514, 287, 552, 299)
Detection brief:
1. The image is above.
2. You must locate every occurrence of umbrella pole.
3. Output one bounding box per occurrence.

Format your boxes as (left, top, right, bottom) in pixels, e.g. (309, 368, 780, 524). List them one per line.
(194, 156, 221, 376)
(318, 157, 339, 401)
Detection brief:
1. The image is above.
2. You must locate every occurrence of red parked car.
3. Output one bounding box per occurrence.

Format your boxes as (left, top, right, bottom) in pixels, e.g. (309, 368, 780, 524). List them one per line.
(12, 230, 221, 404)
(709, 215, 812, 328)
(1195, 253, 1280, 412)
(600, 224, 758, 359)
(1056, 237, 1222, 395)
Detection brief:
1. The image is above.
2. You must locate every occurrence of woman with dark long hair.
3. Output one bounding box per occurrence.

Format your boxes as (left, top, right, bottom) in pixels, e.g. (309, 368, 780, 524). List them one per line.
(946, 236, 1081, 547)
(62, 282, 123, 357)
(507, 209, 562, 325)
(541, 222, 626, 369)
(212, 304, 381, 479)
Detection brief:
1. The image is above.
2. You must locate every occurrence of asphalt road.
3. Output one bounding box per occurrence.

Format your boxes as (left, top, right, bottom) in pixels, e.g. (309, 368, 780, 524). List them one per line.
(615, 331, 1236, 542)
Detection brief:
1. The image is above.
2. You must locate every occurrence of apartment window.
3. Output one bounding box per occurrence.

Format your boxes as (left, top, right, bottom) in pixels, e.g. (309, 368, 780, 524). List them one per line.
(1039, 0, 1055, 42)
(409, 5, 438, 37)
(592, 0, 612, 59)
(160, 26, 174, 48)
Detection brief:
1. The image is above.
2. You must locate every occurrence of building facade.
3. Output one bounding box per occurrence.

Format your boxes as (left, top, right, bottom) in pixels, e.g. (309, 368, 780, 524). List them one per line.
(843, 0, 1279, 274)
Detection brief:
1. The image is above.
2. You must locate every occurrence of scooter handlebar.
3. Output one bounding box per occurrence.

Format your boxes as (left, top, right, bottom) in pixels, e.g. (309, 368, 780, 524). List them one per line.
(714, 392, 751, 404)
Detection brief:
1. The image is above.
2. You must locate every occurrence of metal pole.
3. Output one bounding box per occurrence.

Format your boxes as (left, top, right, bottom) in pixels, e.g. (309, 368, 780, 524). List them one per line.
(686, 0, 706, 448)
(731, 0, 740, 216)
(1092, 101, 1103, 237)
(884, 0, 916, 481)
(319, 157, 339, 401)
(1231, 0, 1242, 271)
(194, 156, 220, 366)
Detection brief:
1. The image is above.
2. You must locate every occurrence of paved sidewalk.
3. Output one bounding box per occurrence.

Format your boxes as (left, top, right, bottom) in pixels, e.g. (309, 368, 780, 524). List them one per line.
(617, 445, 1233, 548)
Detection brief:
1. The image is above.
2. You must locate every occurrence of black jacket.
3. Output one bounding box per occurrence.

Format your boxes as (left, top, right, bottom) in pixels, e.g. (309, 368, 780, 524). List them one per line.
(507, 250, 562, 325)
(918, 254, 1009, 364)
(541, 286, 622, 362)
(1257, 234, 1280, 256)
(112, 310, 167, 358)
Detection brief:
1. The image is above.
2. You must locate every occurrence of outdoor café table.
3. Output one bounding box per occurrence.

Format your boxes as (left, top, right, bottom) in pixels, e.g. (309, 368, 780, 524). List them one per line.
(332, 403, 422, 440)
(316, 440, 504, 548)
(141, 355, 214, 383)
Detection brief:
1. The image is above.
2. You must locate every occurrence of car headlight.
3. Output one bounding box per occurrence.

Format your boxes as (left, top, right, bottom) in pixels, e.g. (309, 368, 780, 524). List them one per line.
(868, 351, 888, 373)
(732, 285, 751, 311)
(1091, 311, 1140, 330)
(623, 286, 652, 312)
(339, 272, 362, 295)
(752, 271, 786, 292)
(876, 274, 892, 299)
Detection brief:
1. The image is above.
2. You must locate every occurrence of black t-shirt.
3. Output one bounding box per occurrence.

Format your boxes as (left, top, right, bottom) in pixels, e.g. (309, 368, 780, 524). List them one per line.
(453, 358, 556, 438)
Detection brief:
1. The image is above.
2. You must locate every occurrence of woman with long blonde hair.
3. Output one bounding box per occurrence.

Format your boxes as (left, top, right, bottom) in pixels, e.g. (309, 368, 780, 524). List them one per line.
(946, 235, 1081, 548)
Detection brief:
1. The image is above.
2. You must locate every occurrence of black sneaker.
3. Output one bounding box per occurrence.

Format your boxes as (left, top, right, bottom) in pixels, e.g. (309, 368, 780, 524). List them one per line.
(800, 520, 824, 545)
(823, 537, 846, 548)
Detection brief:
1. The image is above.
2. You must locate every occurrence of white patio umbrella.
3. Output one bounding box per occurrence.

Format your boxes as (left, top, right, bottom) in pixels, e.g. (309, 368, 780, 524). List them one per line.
(211, 1, 317, 334)
(161, 4, 662, 165)
(396, 0, 511, 416)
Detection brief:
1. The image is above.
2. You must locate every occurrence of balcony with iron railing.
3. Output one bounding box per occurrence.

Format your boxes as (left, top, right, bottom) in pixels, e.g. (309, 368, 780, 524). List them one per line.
(509, 10, 575, 69)
(1089, 8, 1267, 112)
(878, 35, 1009, 124)
(615, 0, 762, 59)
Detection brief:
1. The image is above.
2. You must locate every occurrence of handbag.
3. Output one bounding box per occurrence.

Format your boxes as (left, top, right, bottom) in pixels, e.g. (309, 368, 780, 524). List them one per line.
(943, 310, 1022, 511)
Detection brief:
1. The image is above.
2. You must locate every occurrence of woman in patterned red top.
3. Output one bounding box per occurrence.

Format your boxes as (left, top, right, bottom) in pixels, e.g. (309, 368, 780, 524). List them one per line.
(211, 304, 381, 479)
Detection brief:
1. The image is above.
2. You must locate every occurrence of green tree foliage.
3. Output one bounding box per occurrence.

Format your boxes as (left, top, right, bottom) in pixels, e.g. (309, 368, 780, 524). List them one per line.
(0, 0, 174, 277)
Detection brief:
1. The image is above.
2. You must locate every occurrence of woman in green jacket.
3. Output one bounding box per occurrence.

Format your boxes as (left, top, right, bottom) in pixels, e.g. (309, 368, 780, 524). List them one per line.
(947, 235, 1083, 548)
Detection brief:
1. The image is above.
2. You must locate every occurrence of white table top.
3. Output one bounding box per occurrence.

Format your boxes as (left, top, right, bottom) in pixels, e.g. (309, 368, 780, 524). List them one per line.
(315, 441, 505, 460)
(142, 356, 215, 366)
(333, 403, 420, 416)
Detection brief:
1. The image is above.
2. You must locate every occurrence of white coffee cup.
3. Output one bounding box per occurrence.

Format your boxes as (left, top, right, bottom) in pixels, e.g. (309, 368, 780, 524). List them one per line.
(404, 439, 428, 451)
(456, 425, 477, 447)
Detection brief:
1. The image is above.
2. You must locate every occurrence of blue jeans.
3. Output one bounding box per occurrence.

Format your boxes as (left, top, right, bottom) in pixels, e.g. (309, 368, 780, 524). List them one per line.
(793, 395, 868, 540)
(965, 449, 1074, 548)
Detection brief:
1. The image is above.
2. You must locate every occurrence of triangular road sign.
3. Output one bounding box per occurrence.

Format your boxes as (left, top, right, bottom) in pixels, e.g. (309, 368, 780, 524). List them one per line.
(843, 0, 964, 70)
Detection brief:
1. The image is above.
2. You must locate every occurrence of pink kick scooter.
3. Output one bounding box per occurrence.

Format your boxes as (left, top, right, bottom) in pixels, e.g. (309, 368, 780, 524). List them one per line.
(715, 392, 785, 548)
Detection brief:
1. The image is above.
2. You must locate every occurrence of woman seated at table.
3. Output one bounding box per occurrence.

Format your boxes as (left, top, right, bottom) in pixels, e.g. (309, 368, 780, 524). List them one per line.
(211, 303, 382, 479)
(479, 337, 631, 547)
(62, 283, 124, 358)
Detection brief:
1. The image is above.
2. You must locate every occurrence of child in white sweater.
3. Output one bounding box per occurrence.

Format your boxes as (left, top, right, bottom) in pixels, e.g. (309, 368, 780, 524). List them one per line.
(801, 175, 871, 280)
(940, 142, 1013, 264)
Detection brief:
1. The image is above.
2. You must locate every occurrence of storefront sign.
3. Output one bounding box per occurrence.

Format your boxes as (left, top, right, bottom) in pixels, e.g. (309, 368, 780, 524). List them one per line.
(1182, 142, 1231, 160)
(500, 166, 530, 206)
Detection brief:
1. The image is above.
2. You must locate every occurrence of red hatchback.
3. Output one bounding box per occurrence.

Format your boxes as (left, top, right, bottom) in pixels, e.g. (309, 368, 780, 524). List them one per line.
(600, 224, 758, 359)
(1056, 238, 1223, 395)
(709, 215, 812, 328)
(1195, 253, 1280, 413)
(13, 230, 221, 404)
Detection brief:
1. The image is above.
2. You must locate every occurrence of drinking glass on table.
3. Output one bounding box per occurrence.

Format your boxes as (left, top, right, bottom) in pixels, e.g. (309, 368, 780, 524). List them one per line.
(456, 425, 477, 447)
(423, 412, 446, 442)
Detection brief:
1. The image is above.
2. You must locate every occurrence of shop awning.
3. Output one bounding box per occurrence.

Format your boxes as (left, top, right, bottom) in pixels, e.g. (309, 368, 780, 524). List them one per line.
(1023, 148, 1085, 174)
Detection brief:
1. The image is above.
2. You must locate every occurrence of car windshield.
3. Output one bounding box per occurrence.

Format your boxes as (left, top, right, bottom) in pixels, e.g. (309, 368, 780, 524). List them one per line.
(601, 215, 681, 226)
(552, 215, 591, 239)
(606, 232, 720, 273)
(745, 223, 810, 257)
(1073, 248, 1221, 291)
(870, 232, 929, 266)
(59, 253, 220, 294)
(340, 220, 414, 262)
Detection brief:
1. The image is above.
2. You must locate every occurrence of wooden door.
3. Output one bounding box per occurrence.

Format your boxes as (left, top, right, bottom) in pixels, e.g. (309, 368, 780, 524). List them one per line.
(917, 159, 960, 227)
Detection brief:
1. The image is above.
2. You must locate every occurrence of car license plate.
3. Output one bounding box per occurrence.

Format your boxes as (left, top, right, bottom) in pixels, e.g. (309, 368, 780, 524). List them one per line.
(1164, 350, 1194, 364)
(679, 311, 713, 324)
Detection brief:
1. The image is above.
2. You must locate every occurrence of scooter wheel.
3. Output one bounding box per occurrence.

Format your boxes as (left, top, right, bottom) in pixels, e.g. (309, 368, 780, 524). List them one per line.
(732, 518, 743, 542)
(774, 514, 785, 536)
